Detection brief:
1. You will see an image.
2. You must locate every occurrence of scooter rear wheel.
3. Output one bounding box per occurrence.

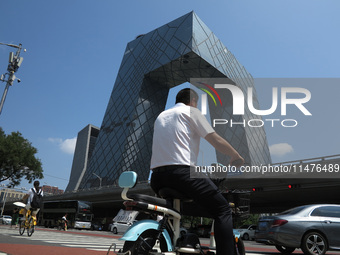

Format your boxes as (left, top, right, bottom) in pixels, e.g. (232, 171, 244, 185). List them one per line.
(122, 229, 168, 255)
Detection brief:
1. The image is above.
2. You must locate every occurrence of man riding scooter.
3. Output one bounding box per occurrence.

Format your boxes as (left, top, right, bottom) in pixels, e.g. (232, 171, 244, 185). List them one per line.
(150, 88, 244, 255)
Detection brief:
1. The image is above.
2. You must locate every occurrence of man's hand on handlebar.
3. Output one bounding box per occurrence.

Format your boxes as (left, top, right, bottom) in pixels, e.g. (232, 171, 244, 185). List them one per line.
(230, 155, 245, 167)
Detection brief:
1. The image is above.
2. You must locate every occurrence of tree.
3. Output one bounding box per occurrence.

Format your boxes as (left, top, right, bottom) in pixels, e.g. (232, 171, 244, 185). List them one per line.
(0, 127, 43, 187)
(238, 214, 260, 228)
(182, 216, 213, 228)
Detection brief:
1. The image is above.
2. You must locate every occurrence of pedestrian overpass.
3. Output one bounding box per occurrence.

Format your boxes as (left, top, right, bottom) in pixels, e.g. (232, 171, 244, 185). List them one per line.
(226, 154, 340, 213)
(2, 155, 340, 217)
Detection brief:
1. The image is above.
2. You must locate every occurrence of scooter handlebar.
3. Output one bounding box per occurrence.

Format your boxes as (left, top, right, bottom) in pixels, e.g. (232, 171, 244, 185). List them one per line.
(230, 158, 244, 167)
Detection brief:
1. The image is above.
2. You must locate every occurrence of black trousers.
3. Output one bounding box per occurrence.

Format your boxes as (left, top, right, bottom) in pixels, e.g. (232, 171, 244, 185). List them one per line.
(151, 166, 234, 255)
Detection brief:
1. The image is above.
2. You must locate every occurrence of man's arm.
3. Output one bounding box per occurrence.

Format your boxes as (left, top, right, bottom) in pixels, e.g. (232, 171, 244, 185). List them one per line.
(21, 194, 29, 202)
(205, 132, 244, 167)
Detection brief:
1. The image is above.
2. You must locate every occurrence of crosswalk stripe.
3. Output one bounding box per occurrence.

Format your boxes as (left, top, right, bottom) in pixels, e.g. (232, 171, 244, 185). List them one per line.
(5, 229, 122, 252)
(65, 244, 110, 248)
(43, 240, 112, 243)
(89, 249, 112, 251)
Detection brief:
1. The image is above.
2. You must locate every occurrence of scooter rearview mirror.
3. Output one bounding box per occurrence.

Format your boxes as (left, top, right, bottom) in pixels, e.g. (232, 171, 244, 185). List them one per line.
(118, 171, 138, 188)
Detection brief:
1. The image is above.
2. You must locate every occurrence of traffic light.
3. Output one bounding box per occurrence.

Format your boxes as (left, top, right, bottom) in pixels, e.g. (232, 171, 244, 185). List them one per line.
(288, 184, 301, 189)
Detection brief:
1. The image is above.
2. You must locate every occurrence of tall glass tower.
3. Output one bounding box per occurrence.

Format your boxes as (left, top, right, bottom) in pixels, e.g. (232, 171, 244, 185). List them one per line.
(78, 12, 271, 189)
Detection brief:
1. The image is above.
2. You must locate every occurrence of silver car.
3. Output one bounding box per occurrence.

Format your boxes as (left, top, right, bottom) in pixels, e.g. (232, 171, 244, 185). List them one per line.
(111, 221, 135, 234)
(234, 224, 257, 240)
(0, 215, 12, 225)
(255, 204, 340, 255)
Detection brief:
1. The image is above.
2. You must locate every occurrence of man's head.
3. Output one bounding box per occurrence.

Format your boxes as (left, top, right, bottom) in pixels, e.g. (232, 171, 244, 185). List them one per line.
(176, 88, 199, 107)
(33, 181, 40, 188)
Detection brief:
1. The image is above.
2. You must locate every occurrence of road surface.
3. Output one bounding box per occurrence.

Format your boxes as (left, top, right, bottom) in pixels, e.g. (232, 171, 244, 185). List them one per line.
(1, 225, 340, 255)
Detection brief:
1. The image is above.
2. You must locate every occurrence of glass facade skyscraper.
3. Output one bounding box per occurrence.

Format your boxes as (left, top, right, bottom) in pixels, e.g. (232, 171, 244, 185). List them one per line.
(66, 124, 100, 191)
(78, 12, 271, 189)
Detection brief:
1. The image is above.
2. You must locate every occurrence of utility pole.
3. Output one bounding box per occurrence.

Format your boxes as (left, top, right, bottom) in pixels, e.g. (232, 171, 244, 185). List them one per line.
(0, 42, 26, 115)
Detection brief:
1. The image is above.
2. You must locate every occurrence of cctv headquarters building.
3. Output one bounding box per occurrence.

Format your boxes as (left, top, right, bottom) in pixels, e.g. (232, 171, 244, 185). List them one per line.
(66, 12, 271, 192)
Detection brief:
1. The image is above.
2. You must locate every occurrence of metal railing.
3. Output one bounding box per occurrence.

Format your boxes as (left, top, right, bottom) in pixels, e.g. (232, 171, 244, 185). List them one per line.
(272, 154, 340, 166)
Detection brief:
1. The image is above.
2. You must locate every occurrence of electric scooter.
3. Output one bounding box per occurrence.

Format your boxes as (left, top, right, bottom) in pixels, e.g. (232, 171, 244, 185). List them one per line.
(109, 171, 245, 255)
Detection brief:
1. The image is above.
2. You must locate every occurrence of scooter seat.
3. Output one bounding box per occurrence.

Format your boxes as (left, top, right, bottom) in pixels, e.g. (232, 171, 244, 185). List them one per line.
(158, 187, 193, 202)
(129, 193, 173, 209)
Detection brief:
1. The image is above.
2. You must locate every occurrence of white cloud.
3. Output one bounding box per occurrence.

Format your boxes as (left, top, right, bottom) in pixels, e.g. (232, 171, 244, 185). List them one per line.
(48, 137, 77, 154)
(269, 143, 294, 157)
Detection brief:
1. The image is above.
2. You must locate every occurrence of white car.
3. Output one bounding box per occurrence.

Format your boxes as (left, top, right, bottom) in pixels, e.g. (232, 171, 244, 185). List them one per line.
(111, 221, 135, 234)
(0, 215, 12, 225)
(234, 224, 257, 240)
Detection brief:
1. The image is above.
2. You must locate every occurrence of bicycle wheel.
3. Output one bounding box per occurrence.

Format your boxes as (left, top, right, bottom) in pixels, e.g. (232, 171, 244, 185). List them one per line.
(19, 219, 25, 235)
(122, 229, 168, 255)
(27, 217, 35, 236)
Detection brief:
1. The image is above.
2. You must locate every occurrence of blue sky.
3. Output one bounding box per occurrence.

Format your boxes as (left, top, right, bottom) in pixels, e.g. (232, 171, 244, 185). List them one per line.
(0, 0, 339, 190)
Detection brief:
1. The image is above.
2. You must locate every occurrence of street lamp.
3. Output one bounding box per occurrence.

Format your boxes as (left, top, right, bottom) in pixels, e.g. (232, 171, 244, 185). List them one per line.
(92, 172, 102, 189)
(0, 42, 26, 115)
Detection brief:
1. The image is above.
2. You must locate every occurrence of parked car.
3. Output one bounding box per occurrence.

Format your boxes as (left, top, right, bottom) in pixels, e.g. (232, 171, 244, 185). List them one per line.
(234, 224, 257, 240)
(91, 221, 104, 231)
(195, 224, 212, 237)
(111, 221, 135, 234)
(0, 215, 12, 225)
(255, 204, 340, 255)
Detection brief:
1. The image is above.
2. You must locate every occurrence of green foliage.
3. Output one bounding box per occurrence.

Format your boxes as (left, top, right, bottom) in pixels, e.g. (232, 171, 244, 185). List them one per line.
(183, 214, 260, 229)
(237, 214, 260, 228)
(0, 127, 43, 187)
(182, 216, 213, 228)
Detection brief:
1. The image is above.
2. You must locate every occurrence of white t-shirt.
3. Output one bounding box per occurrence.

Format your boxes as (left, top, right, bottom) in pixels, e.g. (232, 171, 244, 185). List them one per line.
(150, 103, 215, 169)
